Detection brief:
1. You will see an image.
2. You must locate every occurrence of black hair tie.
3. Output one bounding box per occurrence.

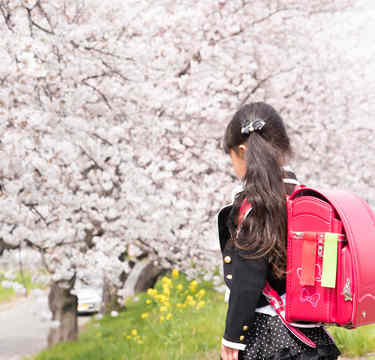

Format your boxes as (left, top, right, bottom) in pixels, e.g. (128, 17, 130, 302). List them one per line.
(241, 119, 266, 135)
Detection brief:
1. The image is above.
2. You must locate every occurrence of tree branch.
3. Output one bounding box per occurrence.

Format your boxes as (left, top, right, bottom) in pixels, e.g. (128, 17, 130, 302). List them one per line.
(0, 1, 13, 31)
(90, 133, 113, 146)
(23, 202, 49, 225)
(241, 65, 295, 105)
(70, 40, 119, 58)
(78, 145, 104, 171)
(101, 60, 131, 82)
(25, 4, 54, 36)
(82, 79, 113, 110)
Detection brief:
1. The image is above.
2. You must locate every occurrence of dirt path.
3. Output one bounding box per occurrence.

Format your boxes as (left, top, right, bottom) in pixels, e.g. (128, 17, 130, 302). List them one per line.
(0, 291, 90, 360)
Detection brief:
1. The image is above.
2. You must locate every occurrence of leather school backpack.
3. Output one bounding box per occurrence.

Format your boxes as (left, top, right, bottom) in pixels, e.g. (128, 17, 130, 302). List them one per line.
(285, 185, 375, 328)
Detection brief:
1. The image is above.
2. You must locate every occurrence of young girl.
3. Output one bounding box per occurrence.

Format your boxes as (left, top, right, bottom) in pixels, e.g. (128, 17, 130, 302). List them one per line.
(218, 102, 340, 360)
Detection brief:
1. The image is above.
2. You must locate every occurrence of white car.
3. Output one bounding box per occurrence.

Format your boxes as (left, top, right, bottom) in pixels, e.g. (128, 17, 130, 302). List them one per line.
(73, 287, 102, 314)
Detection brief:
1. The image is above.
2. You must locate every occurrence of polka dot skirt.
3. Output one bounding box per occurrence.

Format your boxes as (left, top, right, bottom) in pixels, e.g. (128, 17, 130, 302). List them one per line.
(239, 313, 340, 360)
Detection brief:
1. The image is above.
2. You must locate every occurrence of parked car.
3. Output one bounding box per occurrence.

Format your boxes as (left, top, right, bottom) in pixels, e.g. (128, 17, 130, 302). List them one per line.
(72, 287, 102, 314)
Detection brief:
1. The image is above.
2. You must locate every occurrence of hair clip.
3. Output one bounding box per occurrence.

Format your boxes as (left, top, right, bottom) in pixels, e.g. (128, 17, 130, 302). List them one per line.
(241, 119, 266, 135)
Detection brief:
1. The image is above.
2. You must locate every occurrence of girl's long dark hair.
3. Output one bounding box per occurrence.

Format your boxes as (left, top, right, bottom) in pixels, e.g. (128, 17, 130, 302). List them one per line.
(224, 102, 292, 279)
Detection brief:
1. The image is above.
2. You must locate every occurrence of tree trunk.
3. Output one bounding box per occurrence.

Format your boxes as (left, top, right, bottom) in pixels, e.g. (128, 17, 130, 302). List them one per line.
(100, 260, 163, 314)
(100, 275, 122, 314)
(47, 281, 78, 347)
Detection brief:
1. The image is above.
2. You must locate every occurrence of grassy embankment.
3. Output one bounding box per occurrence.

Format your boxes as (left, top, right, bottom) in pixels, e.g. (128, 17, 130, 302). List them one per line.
(34, 271, 226, 360)
(32, 271, 375, 360)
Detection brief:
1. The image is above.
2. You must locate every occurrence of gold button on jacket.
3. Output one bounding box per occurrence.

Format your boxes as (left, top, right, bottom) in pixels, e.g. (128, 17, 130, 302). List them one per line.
(226, 274, 232, 280)
(224, 256, 232, 264)
(240, 335, 245, 341)
(242, 325, 249, 331)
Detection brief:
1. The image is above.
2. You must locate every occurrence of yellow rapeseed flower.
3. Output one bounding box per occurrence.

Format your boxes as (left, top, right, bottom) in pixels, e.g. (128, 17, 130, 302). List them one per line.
(189, 280, 198, 292)
(172, 269, 179, 278)
(177, 303, 183, 309)
(131, 329, 138, 336)
(160, 305, 168, 313)
(160, 315, 165, 322)
(141, 312, 149, 319)
(196, 300, 205, 310)
(161, 276, 172, 286)
(147, 288, 157, 297)
(196, 289, 206, 299)
(163, 287, 170, 296)
(146, 299, 152, 305)
(158, 294, 169, 304)
(177, 284, 183, 291)
(166, 313, 173, 320)
(185, 294, 196, 307)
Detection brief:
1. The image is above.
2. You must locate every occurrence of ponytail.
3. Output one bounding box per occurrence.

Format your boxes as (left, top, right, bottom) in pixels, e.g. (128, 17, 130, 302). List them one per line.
(224, 102, 292, 278)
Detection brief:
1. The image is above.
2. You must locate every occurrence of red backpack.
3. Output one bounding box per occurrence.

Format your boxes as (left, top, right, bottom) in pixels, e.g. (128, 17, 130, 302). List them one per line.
(286, 185, 375, 328)
(238, 185, 375, 347)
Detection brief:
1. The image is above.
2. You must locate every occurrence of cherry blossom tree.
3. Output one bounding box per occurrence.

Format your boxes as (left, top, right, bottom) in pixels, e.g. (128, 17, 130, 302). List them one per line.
(1, 0, 373, 345)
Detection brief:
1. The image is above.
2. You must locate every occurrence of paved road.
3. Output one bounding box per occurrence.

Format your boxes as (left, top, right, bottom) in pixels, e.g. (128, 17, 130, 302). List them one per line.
(0, 292, 90, 360)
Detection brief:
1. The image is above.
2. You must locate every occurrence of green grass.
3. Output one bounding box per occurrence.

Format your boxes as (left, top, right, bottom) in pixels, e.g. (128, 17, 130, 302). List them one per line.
(33, 273, 226, 360)
(328, 325, 375, 357)
(0, 271, 44, 303)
